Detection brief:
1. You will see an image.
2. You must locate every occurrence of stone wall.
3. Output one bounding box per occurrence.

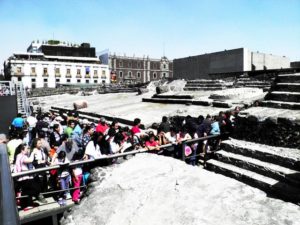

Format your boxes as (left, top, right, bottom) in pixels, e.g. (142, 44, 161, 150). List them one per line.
(233, 115, 300, 149)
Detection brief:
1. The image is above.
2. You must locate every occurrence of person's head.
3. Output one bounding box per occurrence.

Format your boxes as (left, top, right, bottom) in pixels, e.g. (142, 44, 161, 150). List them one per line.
(14, 144, 30, 163)
(17, 113, 22, 118)
(133, 118, 141, 127)
(170, 126, 178, 135)
(149, 133, 156, 142)
(72, 151, 82, 161)
(206, 114, 212, 120)
(38, 131, 46, 139)
(32, 138, 42, 149)
(111, 120, 119, 130)
(151, 123, 159, 130)
(114, 132, 125, 145)
(65, 138, 73, 149)
(73, 112, 79, 120)
(162, 116, 168, 123)
(68, 120, 75, 129)
(84, 125, 95, 135)
(157, 128, 164, 136)
(53, 124, 60, 133)
(198, 115, 204, 123)
(67, 111, 73, 117)
(99, 117, 106, 125)
(58, 151, 66, 160)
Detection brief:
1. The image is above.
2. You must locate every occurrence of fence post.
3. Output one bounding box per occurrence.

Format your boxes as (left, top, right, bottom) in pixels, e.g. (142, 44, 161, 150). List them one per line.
(0, 144, 20, 225)
(181, 141, 186, 162)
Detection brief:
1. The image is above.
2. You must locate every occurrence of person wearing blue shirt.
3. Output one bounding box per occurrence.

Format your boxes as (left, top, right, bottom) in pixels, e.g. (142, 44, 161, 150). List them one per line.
(12, 113, 25, 128)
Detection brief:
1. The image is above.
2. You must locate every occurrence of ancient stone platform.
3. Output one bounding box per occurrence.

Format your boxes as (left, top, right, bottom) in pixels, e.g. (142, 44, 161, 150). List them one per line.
(206, 138, 300, 205)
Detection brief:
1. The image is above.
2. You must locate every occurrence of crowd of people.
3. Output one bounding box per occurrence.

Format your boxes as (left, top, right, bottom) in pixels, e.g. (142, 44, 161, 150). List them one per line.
(0, 107, 239, 210)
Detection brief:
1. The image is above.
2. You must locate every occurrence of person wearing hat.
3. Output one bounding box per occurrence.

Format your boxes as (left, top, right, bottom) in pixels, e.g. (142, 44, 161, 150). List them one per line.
(96, 117, 109, 135)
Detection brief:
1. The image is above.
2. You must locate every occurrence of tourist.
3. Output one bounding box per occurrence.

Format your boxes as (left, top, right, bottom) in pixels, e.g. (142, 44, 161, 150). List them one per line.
(26, 113, 37, 145)
(95, 117, 109, 134)
(158, 116, 171, 133)
(110, 132, 126, 154)
(84, 132, 103, 160)
(7, 133, 24, 165)
(82, 125, 95, 150)
(11, 113, 25, 131)
(107, 120, 119, 140)
(52, 151, 71, 206)
(52, 135, 79, 162)
(145, 133, 160, 151)
(31, 138, 49, 192)
(64, 120, 75, 138)
(49, 124, 62, 157)
(131, 118, 142, 135)
(14, 144, 47, 210)
(71, 152, 83, 204)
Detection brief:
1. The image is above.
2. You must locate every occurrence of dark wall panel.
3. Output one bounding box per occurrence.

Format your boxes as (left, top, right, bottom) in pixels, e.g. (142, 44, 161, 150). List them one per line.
(0, 96, 17, 135)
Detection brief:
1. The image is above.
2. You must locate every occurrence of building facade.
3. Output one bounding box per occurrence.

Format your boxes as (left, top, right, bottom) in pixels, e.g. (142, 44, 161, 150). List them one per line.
(4, 40, 110, 88)
(102, 53, 173, 84)
(173, 48, 290, 80)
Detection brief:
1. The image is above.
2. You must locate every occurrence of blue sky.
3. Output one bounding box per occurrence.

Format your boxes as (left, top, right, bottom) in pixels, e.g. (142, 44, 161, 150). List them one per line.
(0, 0, 299, 70)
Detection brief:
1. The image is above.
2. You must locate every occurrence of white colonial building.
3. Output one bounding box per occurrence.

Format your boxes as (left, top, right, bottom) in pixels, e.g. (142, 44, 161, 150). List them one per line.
(4, 40, 110, 88)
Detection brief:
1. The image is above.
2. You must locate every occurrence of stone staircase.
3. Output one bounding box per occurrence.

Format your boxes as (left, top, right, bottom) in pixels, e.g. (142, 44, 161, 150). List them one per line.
(16, 82, 31, 116)
(183, 79, 233, 91)
(235, 77, 271, 91)
(262, 73, 300, 110)
(206, 138, 300, 205)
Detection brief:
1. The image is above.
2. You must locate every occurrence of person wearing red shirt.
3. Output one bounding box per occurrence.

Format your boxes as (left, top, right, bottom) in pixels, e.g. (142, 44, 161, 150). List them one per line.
(145, 134, 160, 151)
(96, 117, 109, 134)
(131, 118, 141, 135)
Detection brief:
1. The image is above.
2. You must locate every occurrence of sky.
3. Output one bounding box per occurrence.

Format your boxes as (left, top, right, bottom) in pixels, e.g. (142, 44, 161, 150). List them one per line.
(0, 0, 299, 71)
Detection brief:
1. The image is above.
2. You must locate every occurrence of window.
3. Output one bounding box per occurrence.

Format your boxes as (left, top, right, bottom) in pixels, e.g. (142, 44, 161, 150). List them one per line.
(31, 67, 36, 75)
(163, 72, 166, 77)
(77, 79, 81, 83)
(77, 69, 81, 75)
(102, 70, 106, 75)
(153, 73, 157, 79)
(85, 67, 90, 75)
(43, 68, 48, 75)
(119, 61, 123, 67)
(163, 64, 166, 69)
(44, 78, 48, 82)
(55, 68, 60, 75)
(66, 68, 71, 75)
(18, 77, 21, 81)
(128, 71, 132, 77)
(137, 72, 141, 78)
(16, 67, 22, 75)
(119, 71, 123, 78)
(128, 62, 132, 68)
(67, 79, 71, 83)
(86, 80, 89, 84)
(94, 80, 98, 83)
(137, 62, 141, 68)
(56, 79, 60, 82)
(31, 78, 36, 82)
(94, 70, 98, 75)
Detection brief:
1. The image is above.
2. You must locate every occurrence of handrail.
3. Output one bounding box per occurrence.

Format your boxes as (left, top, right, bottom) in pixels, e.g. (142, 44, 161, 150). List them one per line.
(0, 144, 20, 225)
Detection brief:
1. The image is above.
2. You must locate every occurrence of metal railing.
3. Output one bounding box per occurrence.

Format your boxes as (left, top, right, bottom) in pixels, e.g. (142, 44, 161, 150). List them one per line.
(0, 144, 20, 225)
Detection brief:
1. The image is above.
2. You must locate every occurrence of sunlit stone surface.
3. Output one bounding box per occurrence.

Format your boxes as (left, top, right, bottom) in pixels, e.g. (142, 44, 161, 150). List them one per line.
(61, 154, 300, 225)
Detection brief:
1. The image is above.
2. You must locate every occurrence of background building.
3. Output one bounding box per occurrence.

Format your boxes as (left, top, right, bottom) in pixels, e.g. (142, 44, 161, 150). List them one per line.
(100, 53, 173, 84)
(4, 40, 110, 88)
(173, 48, 290, 80)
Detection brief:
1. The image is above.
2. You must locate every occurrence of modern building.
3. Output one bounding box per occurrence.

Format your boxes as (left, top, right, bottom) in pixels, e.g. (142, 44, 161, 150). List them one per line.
(4, 40, 110, 88)
(173, 48, 291, 80)
(100, 53, 173, 84)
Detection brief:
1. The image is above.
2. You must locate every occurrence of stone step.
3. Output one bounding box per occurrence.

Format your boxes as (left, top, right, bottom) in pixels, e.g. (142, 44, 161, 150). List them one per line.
(215, 150, 300, 187)
(276, 74, 300, 83)
(221, 139, 300, 170)
(183, 87, 225, 91)
(273, 83, 300, 92)
(265, 92, 300, 102)
(152, 94, 194, 99)
(261, 100, 300, 110)
(142, 97, 212, 106)
(206, 159, 300, 205)
(185, 83, 228, 87)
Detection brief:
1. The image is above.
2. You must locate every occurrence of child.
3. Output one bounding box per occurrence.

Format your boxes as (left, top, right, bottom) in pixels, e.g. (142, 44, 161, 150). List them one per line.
(53, 151, 71, 206)
(72, 152, 83, 204)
